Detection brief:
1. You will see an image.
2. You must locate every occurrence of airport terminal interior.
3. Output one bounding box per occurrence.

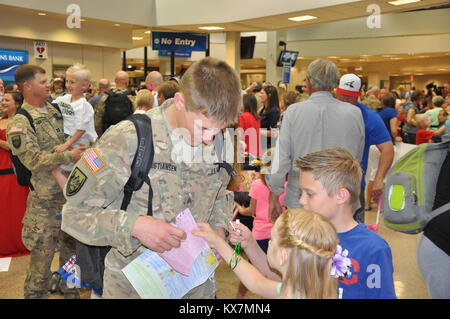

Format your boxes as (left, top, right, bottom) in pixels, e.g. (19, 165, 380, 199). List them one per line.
(0, 0, 449, 300)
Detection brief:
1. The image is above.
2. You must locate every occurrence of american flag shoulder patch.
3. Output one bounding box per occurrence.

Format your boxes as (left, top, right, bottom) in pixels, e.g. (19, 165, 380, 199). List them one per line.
(83, 148, 105, 174)
(9, 125, 24, 133)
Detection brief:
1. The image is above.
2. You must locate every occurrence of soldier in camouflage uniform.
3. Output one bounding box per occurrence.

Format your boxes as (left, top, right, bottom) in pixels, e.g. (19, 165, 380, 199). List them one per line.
(362, 87, 381, 110)
(94, 70, 135, 138)
(6, 65, 86, 299)
(61, 57, 242, 299)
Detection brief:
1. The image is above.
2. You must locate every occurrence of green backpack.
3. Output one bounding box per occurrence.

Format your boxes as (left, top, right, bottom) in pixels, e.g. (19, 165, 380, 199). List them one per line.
(381, 135, 450, 234)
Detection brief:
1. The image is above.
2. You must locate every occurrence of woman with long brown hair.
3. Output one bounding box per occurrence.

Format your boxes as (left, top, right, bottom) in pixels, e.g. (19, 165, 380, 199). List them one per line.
(258, 85, 280, 152)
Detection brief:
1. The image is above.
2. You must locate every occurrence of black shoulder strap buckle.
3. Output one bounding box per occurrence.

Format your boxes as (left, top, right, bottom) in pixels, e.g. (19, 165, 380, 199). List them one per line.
(213, 129, 237, 178)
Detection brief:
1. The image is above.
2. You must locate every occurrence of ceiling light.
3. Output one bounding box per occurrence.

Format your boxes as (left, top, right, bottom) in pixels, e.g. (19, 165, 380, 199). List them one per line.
(388, 0, 421, 6)
(114, 23, 120, 27)
(37, 12, 46, 16)
(288, 15, 317, 22)
(199, 26, 224, 30)
(328, 56, 339, 59)
(132, 37, 143, 40)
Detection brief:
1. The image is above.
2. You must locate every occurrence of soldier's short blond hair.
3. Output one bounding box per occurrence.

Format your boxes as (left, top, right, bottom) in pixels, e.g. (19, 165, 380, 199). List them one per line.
(295, 147, 362, 205)
(66, 63, 91, 82)
(180, 57, 241, 126)
(136, 89, 154, 108)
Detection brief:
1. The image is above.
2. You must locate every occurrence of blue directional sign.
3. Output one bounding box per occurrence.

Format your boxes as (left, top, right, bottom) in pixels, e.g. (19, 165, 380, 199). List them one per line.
(0, 49, 29, 84)
(283, 62, 291, 84)
(158, 50, 192, 58)
(152, 32, 207, 52)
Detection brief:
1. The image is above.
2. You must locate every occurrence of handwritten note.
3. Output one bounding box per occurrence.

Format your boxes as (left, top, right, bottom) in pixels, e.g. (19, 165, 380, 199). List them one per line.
(158, 208, 207, 275)
(122, 244, 219, 299)
(122, 208, 220, 299)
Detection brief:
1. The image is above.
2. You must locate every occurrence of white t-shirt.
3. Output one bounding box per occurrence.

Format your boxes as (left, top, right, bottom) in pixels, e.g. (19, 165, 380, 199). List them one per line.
(52, 94, 97, 144)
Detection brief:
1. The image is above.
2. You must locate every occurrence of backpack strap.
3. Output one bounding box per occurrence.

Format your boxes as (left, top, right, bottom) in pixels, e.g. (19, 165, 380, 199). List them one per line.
(213, 130, 238, 178)
(11, 108, 35, 191)
(50, 102, 62, 114)
(428, 202, 450, 222)
(120, 114, 154, 216)
(16, 108, 35, 132)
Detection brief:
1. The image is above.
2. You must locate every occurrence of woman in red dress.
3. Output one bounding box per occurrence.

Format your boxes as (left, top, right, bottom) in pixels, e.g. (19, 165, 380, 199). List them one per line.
(0, 91, 30, 257)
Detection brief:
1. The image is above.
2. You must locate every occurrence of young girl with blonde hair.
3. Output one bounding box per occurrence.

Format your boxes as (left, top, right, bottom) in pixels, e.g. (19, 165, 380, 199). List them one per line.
(193, 208, 351, 299)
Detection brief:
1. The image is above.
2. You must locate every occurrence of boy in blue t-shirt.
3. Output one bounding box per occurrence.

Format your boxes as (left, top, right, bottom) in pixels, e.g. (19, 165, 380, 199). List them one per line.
(295, 147, 396, 299)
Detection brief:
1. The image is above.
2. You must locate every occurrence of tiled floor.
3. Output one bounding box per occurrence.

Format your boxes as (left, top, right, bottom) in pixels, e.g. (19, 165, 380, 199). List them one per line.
(0, 207, 428, 299)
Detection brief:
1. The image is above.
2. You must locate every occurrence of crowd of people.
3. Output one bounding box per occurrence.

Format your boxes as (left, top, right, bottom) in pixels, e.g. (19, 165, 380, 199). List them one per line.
(0, 56, 449, 300)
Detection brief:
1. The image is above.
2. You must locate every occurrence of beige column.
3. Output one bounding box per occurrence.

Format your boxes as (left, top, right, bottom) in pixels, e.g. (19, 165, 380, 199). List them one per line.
(158, 58, 172, 78)
(225, 31, 240, 74)
(367, 72, 381, 89)
(266, 30, 287, 85)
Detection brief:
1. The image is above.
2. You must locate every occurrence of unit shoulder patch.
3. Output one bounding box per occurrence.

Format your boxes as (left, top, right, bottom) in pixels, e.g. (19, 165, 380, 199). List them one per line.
(11, 135, 21, 148)
(66, 167, 87, 197)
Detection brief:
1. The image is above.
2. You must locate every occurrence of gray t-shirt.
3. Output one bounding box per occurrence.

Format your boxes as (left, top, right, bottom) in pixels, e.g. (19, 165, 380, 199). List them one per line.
(403, 101, 419, 134)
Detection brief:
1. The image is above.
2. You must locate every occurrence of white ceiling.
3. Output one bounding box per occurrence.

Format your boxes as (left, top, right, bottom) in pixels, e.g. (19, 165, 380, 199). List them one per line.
(131, 0, 450, 47)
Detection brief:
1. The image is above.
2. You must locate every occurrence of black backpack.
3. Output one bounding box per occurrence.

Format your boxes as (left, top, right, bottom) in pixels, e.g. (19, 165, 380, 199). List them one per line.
(102, 90, 135, 133)
(75, 113, 154, 293)
(9, 103, 62, 191)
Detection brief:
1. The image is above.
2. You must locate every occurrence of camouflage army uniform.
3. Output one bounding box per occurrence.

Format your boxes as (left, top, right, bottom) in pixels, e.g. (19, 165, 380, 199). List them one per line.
(6, 101, 78, 299)
(61, 101, 235, 299)
(93, 88, 136, 138)
(362, 95, 381, 110)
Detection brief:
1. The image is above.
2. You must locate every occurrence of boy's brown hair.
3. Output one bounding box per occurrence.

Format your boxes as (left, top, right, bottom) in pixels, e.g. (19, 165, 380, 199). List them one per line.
(14, 64, 46, 92)
(158, 81, 179, 100)
(180, 57, 241, 126)
(294, 147, 362, 206)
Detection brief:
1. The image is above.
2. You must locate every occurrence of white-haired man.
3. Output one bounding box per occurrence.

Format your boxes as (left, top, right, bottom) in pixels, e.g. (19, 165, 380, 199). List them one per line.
(267, 59, 365, 221)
